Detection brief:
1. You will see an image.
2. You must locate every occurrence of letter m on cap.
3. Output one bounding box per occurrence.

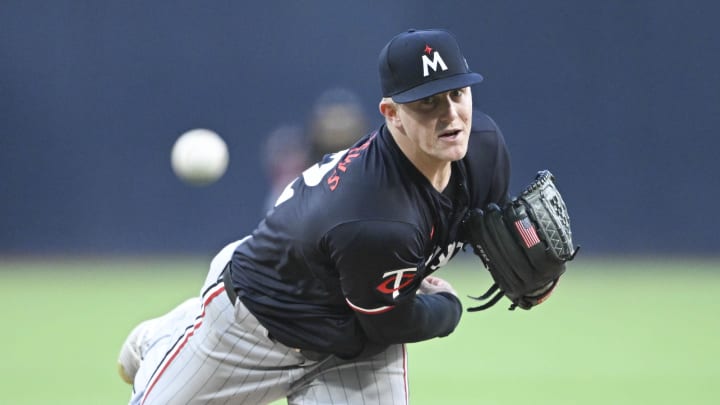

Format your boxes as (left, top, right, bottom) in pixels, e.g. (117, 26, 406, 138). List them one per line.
(422, 52, 448, 77)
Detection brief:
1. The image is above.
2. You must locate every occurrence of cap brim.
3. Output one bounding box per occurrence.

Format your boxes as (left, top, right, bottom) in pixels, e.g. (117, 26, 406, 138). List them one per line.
(391, 72, 484, 104)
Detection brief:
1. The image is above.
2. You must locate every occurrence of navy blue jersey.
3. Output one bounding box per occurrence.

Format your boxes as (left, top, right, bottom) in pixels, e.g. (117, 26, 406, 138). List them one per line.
(230, 110, 510, 358)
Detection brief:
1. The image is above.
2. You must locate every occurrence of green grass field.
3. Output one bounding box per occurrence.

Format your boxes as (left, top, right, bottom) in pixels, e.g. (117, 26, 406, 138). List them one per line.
(1, 256, 718, 404)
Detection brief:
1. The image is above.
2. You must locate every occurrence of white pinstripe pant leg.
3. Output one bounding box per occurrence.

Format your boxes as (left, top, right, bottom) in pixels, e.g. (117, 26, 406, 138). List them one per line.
(288, 344, 409, 405)
(130, 238, 311, 405)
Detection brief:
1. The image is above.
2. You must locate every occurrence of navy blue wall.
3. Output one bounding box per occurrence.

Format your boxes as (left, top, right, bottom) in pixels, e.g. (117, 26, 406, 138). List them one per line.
(1, 1, 718, 255)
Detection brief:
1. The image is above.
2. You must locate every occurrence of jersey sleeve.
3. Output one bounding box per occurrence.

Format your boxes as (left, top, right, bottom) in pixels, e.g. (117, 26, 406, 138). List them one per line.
(325, 219, 462, 344)
(464, 110, 512, 207)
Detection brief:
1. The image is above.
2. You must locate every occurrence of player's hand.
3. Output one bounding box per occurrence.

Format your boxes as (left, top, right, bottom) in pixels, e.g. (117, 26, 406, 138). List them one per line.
(417, 276, 458, 297)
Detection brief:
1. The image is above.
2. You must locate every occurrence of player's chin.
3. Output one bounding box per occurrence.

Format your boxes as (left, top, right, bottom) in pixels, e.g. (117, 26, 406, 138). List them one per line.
(436, 142, 469, 161)
(435, 150, 467, 163)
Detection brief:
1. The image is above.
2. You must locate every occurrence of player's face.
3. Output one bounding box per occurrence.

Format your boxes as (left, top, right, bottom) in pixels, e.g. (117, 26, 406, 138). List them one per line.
(395, 87, 473, 164)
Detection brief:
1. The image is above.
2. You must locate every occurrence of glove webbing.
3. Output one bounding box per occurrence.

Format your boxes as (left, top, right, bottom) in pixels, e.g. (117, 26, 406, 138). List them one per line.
(467, 283, 509, 311)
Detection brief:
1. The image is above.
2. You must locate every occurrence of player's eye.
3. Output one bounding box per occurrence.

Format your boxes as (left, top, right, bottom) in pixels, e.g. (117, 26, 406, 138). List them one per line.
(450, 88, 466, 98)
(417, 96, 437, 109)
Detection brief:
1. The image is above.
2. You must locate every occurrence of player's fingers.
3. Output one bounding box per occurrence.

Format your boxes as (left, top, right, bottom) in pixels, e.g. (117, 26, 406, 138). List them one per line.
(423, 275, 447, 286)
(417, 277, 439, 294)
(420, 276, 457, 296)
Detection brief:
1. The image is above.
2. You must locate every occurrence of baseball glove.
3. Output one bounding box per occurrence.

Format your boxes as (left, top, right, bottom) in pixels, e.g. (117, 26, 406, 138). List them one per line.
(463, 170, 579, 311)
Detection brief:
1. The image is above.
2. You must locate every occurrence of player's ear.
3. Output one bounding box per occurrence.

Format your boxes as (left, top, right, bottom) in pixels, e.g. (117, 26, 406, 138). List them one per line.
(379, 98, 400, 124)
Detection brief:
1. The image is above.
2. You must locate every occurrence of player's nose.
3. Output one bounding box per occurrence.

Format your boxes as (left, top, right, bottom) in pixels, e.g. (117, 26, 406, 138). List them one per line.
(438, 97, 459, 123)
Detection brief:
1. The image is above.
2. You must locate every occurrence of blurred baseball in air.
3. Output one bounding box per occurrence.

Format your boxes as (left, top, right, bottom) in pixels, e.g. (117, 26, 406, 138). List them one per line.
(171, 128, 229, 186)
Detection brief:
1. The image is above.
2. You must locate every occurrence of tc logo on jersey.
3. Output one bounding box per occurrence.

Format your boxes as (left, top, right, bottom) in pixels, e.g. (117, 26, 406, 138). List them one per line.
(376, 268, 417, 299)
(421, 44, 448, 77)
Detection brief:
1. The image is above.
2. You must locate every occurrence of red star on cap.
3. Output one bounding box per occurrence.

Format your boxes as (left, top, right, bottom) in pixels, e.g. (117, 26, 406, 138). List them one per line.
(424, 44, 432, 54)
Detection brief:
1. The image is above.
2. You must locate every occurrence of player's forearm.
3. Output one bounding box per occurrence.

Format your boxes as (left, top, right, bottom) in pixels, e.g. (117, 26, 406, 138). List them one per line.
(357, 292, 462, 344)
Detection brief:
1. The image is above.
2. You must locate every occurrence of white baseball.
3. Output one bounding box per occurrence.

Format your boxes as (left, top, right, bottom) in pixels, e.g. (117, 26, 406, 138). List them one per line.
(171, 128, 229, 186)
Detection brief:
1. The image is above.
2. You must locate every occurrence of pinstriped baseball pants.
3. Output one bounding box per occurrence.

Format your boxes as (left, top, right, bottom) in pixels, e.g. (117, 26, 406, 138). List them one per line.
(129, 239, 409, 405)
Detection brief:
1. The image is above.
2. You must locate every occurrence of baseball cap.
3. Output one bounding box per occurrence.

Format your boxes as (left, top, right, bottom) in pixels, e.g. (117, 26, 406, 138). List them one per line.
(379, 29, 483, 103)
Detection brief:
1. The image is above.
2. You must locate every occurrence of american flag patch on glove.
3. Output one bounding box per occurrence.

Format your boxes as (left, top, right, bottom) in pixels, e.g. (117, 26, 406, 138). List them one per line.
(514, 217, 540, 248)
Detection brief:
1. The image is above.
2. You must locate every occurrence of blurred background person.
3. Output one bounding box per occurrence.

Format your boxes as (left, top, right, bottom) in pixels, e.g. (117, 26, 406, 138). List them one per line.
(306, 87, 370, 163)
(261, 124, 310, 212)
(261, 87, 370, 213)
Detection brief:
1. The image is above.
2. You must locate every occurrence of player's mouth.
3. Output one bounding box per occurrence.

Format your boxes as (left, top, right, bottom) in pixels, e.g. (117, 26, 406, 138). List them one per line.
(438, 129, 462, 140)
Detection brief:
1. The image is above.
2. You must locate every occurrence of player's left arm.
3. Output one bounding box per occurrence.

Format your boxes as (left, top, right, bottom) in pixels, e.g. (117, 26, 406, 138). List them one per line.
(353, 288, 462, 344)
(347, 271, 463, 344)
(327, 220, 462, 345)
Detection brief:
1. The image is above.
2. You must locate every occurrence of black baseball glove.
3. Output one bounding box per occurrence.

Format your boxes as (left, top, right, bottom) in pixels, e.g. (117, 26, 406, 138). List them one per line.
(463, 170, 579, 311)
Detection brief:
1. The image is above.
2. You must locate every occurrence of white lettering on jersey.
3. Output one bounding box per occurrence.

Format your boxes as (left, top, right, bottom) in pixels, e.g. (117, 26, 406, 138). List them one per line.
(274, 150, 347, 207)
(274, 178, 297, 207)
(302, 151, 346, 186)
(422, 52, 448, 77)
(425, 241, 464, 271)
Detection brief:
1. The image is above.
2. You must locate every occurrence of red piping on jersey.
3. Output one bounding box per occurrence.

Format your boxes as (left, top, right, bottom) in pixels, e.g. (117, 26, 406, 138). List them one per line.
(141, 284, 226, 404)
(327, 132, 377, 191)
(402, 344, 409, 405)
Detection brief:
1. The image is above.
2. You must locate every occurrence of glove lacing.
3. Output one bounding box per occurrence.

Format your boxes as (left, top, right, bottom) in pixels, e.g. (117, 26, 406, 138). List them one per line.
(467, 283, 506, 311)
